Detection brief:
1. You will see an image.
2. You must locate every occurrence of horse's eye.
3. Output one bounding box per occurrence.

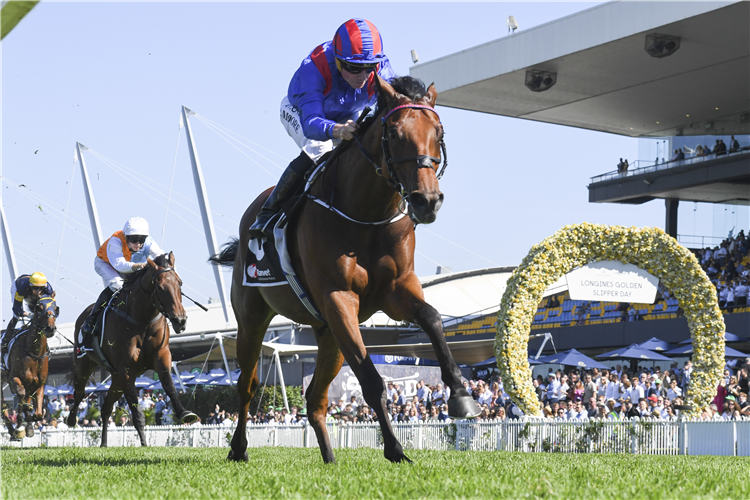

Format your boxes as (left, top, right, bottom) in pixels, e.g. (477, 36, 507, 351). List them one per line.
(389, 128, 398, 140)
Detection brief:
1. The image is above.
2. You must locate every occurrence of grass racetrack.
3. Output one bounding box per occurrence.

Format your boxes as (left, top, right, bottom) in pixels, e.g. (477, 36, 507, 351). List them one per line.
(2, 447, 748, 499)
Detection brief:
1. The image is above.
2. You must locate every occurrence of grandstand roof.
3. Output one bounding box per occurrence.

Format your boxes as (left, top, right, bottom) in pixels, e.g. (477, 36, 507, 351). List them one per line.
(409, 1, 749, 137)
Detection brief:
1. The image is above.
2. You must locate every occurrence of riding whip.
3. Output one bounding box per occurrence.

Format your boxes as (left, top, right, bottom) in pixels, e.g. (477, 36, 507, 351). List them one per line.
(181, 292, 209, 312)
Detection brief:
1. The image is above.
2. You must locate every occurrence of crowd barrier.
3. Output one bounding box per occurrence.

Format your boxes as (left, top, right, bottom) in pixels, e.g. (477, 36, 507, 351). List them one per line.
(3, 418, 748, 456)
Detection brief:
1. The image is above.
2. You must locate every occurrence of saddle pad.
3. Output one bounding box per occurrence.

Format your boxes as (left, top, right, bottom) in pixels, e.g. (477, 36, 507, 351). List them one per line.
(2, 331, 24, 370)
(242, 216, 324, 322)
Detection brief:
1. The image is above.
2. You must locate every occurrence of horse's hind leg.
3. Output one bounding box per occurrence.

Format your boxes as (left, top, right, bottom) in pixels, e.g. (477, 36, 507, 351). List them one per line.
(153, 349, 196, 424)
(122, 382, 147, 446)
(99, 382, 123, 447)
(8, 379, 29, 438)
(68, 356, 95, 427)
(2, 410, 16, 438)
(306, 328, 344, 464)
(228, 297, 273, 463)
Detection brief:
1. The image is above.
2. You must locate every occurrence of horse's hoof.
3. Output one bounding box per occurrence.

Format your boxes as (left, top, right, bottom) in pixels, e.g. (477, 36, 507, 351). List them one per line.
(384, 450, 411, 464)
(227, 449, 248, 462)
(448, 396, 482, 419)
(25, 424, 34, 438)
(180, 411, 199, 424)
(13, 428, 26, 440)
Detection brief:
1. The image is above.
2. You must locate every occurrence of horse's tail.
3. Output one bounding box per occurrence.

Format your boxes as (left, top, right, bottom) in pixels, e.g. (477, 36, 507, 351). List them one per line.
(209, 237, 239, 267)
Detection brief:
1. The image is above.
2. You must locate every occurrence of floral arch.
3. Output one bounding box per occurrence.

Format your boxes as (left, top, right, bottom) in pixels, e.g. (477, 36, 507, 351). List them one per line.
(494, 223, 725, 417)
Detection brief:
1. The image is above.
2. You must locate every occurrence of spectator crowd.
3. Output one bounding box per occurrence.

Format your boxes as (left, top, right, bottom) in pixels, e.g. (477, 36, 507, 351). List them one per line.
(698, 229, 750, 312)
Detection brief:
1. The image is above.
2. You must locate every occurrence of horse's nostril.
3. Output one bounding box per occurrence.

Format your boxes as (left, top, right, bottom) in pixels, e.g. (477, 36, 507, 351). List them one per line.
(409, 192, 428, 209)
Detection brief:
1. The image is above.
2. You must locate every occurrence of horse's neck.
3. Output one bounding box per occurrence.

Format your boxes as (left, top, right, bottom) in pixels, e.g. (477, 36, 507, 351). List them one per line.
(321, 125, 402, 222)
(125, 274, 159, 323)
(24, 325, 46, 355)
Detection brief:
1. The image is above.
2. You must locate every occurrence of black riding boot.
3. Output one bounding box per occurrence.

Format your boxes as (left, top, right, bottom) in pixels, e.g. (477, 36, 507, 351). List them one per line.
(81, 287, 115, 337)
(248, 152, 315, 240)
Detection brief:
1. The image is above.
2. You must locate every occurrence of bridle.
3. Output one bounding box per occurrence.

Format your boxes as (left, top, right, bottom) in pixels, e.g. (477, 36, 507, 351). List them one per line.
(354, 103, 448, 199)
(139, 266, 183, 321)
(14, 298, 57, 361)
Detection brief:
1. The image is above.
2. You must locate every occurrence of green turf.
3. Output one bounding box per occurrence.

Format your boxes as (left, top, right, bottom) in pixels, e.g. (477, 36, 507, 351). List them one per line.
(1, 447, 747, 499)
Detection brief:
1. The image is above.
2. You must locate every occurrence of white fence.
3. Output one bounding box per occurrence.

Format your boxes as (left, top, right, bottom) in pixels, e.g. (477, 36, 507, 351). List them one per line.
(3, 419, 749, 456)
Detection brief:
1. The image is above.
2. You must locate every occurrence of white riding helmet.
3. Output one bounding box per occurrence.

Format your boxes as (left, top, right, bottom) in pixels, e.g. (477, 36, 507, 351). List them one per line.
(123, 217, 150, 236)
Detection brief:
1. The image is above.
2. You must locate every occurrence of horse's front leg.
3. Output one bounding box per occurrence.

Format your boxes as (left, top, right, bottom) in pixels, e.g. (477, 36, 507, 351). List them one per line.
(153, 349, 197, 424)
(122, 381, 147, 446)
(384, 276, 481, 419)
(323, 291, 410, 463)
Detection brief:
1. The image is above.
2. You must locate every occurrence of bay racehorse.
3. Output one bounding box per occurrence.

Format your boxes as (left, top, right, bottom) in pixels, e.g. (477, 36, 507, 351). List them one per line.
(68, 252, 197, 446)
(1, 295, 58, 439)
(211, 75, 481, 464)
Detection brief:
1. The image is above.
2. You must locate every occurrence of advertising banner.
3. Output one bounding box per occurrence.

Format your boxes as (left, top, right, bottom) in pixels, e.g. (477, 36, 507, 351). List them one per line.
(566, 260, 658, 303)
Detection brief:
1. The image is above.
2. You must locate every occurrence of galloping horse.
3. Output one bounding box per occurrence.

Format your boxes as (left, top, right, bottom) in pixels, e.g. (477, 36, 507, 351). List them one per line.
(1, 295, 58, 439)
(211, 76, 481, 464)
(69, 252, 197, 446)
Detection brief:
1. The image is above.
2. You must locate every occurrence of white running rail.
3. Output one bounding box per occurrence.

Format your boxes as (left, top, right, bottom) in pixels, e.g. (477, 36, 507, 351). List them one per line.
(3, 419, 748, 456)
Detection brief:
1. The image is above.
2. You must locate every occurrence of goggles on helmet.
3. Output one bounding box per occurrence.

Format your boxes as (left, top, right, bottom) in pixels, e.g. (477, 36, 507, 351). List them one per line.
(126, 235, 147, 245)
(338, 60, 377, 75)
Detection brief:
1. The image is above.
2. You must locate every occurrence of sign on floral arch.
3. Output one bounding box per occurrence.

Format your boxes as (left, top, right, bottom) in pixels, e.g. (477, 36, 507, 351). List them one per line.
(494, 223, 725, 417)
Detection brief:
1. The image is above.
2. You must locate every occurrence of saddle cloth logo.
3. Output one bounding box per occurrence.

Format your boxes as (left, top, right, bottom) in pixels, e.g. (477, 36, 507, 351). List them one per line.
(243, 236, 285, 287)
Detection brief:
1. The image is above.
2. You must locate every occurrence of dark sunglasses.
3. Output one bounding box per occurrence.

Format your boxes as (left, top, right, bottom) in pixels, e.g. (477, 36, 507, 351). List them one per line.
(339, 60, 377, 75)
(126, 235, 147, 244)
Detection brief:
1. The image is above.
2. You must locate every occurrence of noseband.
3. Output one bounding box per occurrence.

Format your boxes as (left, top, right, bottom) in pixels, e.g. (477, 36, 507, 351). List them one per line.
(355, 103, 448, 198)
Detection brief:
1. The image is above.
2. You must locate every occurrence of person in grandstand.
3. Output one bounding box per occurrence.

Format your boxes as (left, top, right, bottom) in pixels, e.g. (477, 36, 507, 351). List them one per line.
(248, 18, 396, 240)
(78, 216, 166, 356)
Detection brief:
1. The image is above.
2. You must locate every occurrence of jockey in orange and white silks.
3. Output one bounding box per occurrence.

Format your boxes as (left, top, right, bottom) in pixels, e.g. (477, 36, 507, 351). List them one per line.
(79, 217, 166, 350)
(248, 18, 395, 240)
(94, 217, 165, 293)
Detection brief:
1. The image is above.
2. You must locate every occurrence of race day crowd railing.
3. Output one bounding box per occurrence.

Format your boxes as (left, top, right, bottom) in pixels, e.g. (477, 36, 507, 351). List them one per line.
(589, 147, 750, 185)
(4, 418, 748, 457)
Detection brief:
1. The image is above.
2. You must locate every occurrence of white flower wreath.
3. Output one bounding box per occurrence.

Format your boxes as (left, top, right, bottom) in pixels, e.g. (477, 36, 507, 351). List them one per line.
(494, 223, 725, 417)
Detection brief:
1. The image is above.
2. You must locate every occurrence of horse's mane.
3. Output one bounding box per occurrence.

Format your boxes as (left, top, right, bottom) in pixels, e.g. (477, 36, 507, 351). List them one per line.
(121, 253, 171, 288)
(359, 76, 429, 133)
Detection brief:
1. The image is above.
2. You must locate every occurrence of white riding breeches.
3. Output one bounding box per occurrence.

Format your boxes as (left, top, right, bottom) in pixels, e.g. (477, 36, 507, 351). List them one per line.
(94, 257, 124, 292)
(279, 96, 348, 163)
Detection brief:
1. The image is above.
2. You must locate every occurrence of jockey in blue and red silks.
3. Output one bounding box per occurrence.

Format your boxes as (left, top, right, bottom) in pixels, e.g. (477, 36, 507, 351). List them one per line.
(249, 18, 396, 239)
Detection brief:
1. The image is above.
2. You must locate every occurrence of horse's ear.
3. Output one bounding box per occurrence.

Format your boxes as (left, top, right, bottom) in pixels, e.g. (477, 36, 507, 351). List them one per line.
(424, 83, 438, 108)
(168, 251, 175, 267)
(147, 258, 157, 269)
(377, 75, 400, 106)
(51, 291, 56, 299)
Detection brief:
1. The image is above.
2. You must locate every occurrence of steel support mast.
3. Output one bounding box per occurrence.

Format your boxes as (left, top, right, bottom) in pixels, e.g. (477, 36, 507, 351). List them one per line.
(76, 142, 103, 250)
(0, 204, 19, 282)
(181, 106, 230, 324)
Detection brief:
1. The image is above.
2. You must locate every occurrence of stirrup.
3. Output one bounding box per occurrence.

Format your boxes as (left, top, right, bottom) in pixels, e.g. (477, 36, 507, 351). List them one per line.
(76, 346, 93, 359)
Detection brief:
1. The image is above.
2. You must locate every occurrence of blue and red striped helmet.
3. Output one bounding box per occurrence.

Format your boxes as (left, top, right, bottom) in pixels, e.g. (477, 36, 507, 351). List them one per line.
(333, 19, 386, 65)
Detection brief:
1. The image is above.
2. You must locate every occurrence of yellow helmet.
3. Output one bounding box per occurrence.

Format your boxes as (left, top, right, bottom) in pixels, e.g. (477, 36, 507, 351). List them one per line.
(29, 272, 47, 287)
